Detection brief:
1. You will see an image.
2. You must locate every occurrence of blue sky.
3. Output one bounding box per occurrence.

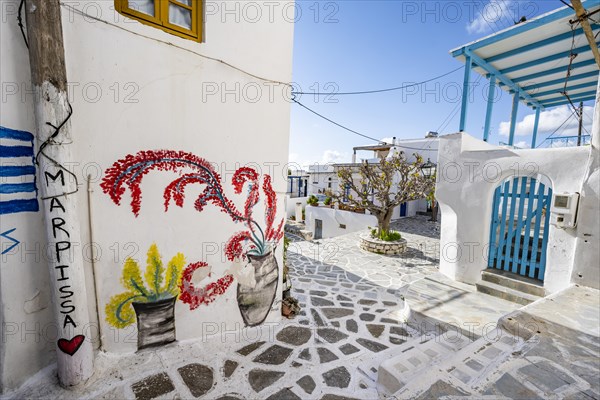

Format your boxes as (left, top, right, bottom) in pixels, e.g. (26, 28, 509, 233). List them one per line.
(288, 0, 596, 167)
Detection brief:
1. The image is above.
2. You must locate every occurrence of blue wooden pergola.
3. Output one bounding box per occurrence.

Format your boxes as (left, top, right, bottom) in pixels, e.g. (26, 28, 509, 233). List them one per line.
(450, 0, 600, 148)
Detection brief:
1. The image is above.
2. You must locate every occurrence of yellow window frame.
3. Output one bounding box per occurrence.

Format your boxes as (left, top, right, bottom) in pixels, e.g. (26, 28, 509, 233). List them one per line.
(115, 0, 202, 42)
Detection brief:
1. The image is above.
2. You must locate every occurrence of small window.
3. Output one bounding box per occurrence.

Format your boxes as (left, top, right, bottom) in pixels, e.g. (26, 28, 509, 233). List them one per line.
(115, 0, 202, 42)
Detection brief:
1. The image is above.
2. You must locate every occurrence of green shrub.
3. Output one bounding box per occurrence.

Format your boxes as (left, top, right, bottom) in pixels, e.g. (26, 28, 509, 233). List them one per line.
(324, 196, 332, 206)
(307, 195, 319, 206)
(371, 229, 402, 242)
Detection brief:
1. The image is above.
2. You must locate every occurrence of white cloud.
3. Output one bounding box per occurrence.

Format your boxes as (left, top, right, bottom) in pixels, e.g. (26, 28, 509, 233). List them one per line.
(288, 149, 350, 170)
(322, 150, 348, 164)
(467, 0, 513, 35)
(514, 141, 530, 149)
(498, 105, 594, 138)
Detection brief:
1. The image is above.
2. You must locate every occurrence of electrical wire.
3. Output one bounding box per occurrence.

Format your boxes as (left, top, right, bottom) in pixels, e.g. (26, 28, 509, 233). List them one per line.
(59, 2, 291, 87)
(291, 66, 464, 96)
(535, 109, 578, 148)
(17, 0, 29, 49)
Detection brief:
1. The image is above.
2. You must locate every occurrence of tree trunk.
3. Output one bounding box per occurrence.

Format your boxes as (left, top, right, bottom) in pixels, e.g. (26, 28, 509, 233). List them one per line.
(377, 208, 394, 236)
(25, 0, 94, 387)
(431, 200, 438, 222)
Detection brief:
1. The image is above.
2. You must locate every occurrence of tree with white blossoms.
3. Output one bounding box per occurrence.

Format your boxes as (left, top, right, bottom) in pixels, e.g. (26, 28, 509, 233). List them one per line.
(332, 152, 435, 239)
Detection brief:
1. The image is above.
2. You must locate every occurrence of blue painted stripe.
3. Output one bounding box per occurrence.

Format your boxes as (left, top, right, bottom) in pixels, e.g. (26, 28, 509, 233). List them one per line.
(522, 71, 599, 91)
(0, 165, 36, 177)
(538, 90, 598, 103)
(501, 45, 595, 75)
(0, 182, 36, 194)
(0, 146, 34, 158)
(450, 1, 599, 56)
(0, 199, 39, 215)
(0, 127, 34, 142)
(512, 59, 597, 83)
(486, 26, 599, 63)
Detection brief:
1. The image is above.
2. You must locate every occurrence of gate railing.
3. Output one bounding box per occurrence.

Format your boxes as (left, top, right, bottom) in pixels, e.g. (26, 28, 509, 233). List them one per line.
(488, 176, 552, 281)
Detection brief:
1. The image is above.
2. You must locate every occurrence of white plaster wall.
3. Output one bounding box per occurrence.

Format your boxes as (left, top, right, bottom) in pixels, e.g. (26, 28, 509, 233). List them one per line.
(305, 205, 377, 239)
(285, 195, 307, 218)
(571, 81, 600, 289)
(436, 133, 591, 294)
(1, 0, 294, 391)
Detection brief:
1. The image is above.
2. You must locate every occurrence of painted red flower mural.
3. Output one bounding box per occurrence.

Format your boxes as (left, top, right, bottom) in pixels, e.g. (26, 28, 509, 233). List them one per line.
(101, 150, 284, 315)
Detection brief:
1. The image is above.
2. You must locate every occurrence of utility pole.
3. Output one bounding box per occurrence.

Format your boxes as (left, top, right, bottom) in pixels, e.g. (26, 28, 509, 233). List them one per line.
(24, 0, 94, 387)
(578, 101, 584, 146)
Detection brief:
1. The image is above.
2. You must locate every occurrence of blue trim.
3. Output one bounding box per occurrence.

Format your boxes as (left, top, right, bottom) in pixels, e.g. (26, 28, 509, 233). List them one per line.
(450, 1, 596, 56)
(0, 199, 39, 215)
(522, 71, 599, 91)
(0, 182, 37, 194)
(0, 145, 34, 158)
(531, 108, 541, 148)
(538, 187, 552, 280)
(503, 178, 520, 271)
(520, 178, 537, 276)
(540, 90, 598, 104)
(0, 127, 34, 141)
(509, 93, 520, 146)
(511, 177, 528, 273)
(459, 55, 472, 132)
(486, 26, 599, 63)
(534, 82, 598, 98)
(488, 186, 501, 267)
(483, 75, 496, 141)
(464, 49, 542, 108)
(541, 95, 597, 108)
(501, 45, 594, 75)
(0, 165, 36, 177)
(512, 59, 597, 83)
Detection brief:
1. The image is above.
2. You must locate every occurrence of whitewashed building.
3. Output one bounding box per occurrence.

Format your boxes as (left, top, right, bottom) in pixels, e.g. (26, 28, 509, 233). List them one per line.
(0, 0, 294, 392)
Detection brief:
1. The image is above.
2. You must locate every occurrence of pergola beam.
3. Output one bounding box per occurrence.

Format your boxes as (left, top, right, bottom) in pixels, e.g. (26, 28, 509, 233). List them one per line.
(572, 0, 600, 68)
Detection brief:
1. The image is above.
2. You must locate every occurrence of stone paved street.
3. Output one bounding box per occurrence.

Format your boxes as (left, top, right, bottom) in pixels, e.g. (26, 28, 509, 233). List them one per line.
(3, 217, 441, 400)
(4, 216, 598, 400)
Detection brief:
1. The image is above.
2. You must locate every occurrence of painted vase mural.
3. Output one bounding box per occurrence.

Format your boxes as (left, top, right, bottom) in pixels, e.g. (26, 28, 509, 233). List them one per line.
(101, 150, 284, 330)
(105, 244, 185, 350)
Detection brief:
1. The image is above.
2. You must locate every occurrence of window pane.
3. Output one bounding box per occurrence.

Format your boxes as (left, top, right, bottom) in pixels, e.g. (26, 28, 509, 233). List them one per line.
(128, 0, 155, 16)
(177, 0, 192, 6)
(169, 3, 192, 29)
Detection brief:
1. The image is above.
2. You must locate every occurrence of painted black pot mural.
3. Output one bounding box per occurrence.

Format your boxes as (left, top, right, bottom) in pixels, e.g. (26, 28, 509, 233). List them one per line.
(132, 297, 177, 350)
(105, 244, 185, 350)
(238, 250, 279, 326)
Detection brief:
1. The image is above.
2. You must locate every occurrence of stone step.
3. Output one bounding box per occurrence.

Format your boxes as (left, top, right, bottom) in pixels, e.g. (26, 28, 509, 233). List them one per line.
(476, 280, 541, 306)
(481, 270, 545, 297)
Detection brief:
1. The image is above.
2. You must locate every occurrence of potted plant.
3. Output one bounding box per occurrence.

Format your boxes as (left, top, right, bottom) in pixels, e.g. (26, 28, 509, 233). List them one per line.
(306, 195, 319, 206)
(282, 236, 292, 299)
(324, 196, 332, 206)
(105, 244, 185, 350)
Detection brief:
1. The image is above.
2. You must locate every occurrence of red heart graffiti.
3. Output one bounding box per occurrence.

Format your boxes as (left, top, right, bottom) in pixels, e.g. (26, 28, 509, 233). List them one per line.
(57, 335, 85, 356)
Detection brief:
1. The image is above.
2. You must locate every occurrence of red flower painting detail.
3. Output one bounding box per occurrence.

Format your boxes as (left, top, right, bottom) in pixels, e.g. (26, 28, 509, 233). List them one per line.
(178, 262, 234, 309)
(101, 150, 285, 311)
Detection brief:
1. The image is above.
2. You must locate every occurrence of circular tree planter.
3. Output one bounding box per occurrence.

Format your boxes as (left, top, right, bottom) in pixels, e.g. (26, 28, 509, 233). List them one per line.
(360, 234, 407, 255)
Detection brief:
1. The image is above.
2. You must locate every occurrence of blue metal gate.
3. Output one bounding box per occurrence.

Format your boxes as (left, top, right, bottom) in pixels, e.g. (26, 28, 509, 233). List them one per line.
(488, 176, 552, 281)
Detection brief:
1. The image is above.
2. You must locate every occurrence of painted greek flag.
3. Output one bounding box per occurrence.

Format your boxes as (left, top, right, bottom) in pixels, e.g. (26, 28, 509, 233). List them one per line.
(0, 126, 39, 215)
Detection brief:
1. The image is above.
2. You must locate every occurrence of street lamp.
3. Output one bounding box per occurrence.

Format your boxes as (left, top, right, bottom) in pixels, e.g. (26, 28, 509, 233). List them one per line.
(420, 159, 438, 222)
(420, 158, 437, 178)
